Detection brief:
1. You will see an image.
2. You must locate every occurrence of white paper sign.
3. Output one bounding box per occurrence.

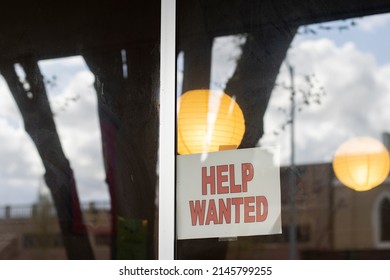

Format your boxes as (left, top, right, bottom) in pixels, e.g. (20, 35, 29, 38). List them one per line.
(176, 147, 281, 240)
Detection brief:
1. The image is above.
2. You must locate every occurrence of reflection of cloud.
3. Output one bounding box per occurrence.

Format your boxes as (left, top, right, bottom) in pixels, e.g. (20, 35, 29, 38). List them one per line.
(262, 38, 390, 165)
(0, 74, 46, 204)
(0, 108, 45, 204)
(0, 76, 22, 127)
(39, 56, 90, 96)
(176, 35, 245, 95)
(41, 58, 108, 203)
(0, 57, 108, 205)
(211, 35, 246, 91)
(177, 51, 184, 95)
(359, 13, 390, 32)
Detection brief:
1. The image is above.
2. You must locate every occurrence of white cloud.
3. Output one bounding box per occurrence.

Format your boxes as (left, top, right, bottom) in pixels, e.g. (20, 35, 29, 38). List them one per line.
(0, 76, 24, 128)
(0, 57, 108, 205)
(358, 13, 390, 32)
(261, 38, 390, 165)
(0, 111, 45, 204)
(211, 35, 246, 91)
(176, 35, 246, 94)
(40, 58, 108, 203)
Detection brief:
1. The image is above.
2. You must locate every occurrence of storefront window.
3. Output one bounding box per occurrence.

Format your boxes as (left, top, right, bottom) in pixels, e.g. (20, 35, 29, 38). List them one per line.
(3, 0, 390, 261)
(175, 0, 390, 260)
(0, 1, 161, 259)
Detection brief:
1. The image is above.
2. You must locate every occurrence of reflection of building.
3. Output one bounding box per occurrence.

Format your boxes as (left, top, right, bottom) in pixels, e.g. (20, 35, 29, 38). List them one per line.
(0, 202, 110, 259)
(3, 163, 390, 259)
(227, 162, 390, 259)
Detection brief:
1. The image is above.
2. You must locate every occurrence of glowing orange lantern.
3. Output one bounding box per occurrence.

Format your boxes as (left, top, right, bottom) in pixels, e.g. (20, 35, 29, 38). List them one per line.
(177, 89, 245, 155)
(333, 137, 390, 191)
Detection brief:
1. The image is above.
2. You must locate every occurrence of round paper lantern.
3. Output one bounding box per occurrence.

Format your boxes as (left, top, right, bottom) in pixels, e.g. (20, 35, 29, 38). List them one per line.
(333, 137, 390, 191)
(177, 89, 245, 155)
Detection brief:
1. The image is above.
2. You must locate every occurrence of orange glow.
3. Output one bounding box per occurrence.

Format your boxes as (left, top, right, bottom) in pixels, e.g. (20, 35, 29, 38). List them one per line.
(333, 137, 390, 191)
(177, 90, 245, 155)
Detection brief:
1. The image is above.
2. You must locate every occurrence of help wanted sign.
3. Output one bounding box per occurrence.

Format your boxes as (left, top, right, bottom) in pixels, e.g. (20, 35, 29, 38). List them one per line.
(177, 147, 281, 240)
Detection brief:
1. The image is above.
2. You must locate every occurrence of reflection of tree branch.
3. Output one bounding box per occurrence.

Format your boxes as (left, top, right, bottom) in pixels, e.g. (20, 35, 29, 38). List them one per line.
(297, 19, 357, 35)
(0, 57, 94, 259)
(271, 71, 326, 137)
(225, 25, 297, 147)
(83, 44, 159, 259)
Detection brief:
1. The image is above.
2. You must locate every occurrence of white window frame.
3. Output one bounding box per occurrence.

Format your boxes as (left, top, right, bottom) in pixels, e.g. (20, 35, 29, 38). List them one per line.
(372, 191, 390, 249)
(158, 0, 176, 260)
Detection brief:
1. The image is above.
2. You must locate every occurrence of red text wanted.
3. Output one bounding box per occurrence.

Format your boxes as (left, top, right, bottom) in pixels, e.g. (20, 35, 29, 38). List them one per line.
(189, 163, 268, 226)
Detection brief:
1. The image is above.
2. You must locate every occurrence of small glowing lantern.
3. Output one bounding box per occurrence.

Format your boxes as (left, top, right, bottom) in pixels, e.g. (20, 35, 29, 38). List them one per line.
(333, 137, 390, 191)
(177, 89, 245, 155)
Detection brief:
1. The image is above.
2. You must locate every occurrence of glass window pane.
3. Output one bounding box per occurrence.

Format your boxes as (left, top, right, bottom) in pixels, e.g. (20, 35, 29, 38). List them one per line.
(0, 2, 161, 259)
(176, 0, 390, 260)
